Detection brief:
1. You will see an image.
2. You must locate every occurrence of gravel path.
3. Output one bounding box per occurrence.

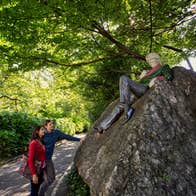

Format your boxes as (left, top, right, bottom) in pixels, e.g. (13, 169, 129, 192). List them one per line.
(0, 136, 84, 196)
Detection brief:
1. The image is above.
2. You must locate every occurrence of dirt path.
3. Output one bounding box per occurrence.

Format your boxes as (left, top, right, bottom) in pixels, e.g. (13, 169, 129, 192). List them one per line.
(0, 135, 84, 196)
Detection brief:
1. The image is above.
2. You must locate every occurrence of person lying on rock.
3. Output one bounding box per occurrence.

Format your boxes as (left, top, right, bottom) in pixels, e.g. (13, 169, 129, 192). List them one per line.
(94, 52, 173, 134)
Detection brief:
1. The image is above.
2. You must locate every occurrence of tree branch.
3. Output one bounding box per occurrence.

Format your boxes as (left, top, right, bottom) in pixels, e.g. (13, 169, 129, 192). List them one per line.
(80, 69, 141, 76)
(162, 45, 193, 70)
(0, 95, 21, 101)
(2, 52, 126, 68)
(154, 13, 195, 37)
(30, 53, 125, 67)
(91, 21, 145, 61)
(163, 45, 183, 52)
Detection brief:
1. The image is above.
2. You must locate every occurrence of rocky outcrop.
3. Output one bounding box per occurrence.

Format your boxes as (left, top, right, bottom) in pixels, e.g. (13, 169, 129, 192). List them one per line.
(74, 67, 196, 196)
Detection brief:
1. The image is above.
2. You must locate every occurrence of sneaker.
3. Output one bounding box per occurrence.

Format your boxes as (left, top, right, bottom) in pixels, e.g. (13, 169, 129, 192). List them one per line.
(93, 127, 104, 134)
(124, 107, 134, 124)
(127, 107, 134, 120)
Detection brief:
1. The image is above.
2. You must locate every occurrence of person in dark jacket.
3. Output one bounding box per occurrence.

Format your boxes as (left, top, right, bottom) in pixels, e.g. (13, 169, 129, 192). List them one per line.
(40, 119, 81, 194)
(94, 52, 173, 133)
(28, 125, 46, 196)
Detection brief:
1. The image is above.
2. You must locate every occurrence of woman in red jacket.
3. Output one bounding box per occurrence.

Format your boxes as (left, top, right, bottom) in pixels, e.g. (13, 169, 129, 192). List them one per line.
(28, 125, 46, 196)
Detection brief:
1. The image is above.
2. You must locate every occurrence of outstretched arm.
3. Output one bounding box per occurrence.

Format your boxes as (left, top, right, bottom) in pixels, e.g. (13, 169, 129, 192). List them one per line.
(56, 129, 80, 142)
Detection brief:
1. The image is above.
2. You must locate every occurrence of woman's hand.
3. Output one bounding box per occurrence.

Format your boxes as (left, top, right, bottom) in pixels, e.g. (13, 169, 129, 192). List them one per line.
(32, 174, 38, 184)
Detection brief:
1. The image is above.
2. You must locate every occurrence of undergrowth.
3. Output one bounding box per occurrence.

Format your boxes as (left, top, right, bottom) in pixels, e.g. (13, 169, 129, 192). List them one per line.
(65, 167, 90, 196)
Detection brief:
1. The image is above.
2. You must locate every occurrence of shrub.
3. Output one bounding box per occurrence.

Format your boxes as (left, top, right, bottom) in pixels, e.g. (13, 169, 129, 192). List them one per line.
(0, 111, 43, 159)
(0, 130, 19, 158)
(65, 167, 90, 196)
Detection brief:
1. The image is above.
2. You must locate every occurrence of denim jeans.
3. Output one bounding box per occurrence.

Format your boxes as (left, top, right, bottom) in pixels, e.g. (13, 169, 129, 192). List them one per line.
(94, 75, 149, 131)
(119, 75, 148, 108)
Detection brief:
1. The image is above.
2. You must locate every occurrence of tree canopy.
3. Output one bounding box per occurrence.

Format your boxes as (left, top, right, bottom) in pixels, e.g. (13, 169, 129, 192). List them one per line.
(0, 0, 195, 72)
(0, 0, 195, 128)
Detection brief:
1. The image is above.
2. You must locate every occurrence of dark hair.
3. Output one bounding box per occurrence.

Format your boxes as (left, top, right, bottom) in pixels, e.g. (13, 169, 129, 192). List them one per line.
(44, 119, 53, 126)
(31, 125, 44, 141)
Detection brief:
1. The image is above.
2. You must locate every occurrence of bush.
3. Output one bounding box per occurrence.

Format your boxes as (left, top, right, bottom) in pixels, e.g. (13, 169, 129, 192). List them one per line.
(0, 111, 43, 159)
(65, 167, 90, 196)
(0, 130, 19, 157)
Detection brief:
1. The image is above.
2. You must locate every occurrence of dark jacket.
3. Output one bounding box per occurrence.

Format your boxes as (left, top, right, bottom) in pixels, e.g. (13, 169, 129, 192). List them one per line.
(43, 128, 80, 160)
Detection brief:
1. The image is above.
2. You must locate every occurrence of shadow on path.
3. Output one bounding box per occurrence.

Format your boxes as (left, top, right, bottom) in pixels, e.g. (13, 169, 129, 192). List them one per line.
(0, 136, 83, 196)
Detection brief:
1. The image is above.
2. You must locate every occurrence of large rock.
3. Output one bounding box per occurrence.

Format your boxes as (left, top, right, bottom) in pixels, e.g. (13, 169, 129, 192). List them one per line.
(74, 67, 196, 196)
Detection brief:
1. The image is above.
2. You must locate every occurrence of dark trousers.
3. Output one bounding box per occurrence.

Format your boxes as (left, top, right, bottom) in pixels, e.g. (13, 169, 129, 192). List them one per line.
(38, 160, 55, 196)
(30, 172, 43, 196)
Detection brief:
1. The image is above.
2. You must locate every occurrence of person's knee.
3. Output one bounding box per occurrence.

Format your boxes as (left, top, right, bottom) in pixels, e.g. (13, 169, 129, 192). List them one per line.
(120, 75, 129, 85)
(120, 75, 128, 81)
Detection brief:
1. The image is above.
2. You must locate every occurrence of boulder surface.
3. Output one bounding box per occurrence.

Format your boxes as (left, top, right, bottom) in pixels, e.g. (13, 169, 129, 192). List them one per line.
(74, 67, 196, 196)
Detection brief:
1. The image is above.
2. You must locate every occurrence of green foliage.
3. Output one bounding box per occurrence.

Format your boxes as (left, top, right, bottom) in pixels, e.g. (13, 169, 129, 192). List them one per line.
(0, 0, 195, 159)
(0, 130, 19, 158)
(0, 0, 195, 71)
(65, 167, 90, 196)
(162, 175, 170, 183)
(0, 111, 43, 159)
(56, 117, 90, 135)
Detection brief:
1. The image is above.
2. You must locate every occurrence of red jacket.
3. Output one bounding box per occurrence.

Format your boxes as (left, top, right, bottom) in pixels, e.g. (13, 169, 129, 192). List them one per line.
(28, 140, 46, 175)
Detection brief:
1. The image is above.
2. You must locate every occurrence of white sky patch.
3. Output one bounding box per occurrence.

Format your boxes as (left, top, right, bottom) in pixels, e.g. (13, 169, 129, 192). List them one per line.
(176, 57, 196, 71)
(13, 63, 19, 68)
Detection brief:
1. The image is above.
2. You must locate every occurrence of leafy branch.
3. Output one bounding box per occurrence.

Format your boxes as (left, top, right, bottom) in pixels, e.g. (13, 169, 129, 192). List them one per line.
(91, 21, 145, 61)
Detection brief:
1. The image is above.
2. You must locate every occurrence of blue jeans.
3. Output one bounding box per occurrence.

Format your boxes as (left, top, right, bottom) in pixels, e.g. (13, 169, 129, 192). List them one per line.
(94, 75, 149, 131)
(119, 75, 148, 107)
